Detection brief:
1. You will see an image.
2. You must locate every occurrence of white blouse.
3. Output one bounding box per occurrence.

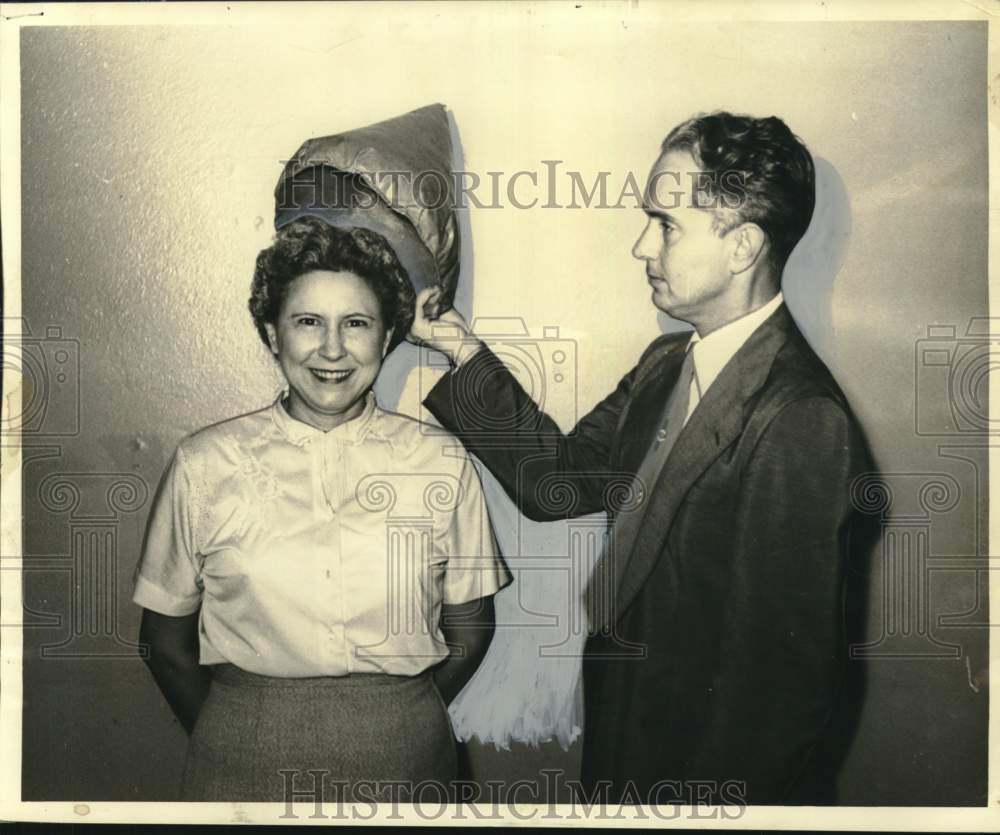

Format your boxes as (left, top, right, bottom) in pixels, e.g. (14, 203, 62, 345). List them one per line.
(133, 392, 511, 677)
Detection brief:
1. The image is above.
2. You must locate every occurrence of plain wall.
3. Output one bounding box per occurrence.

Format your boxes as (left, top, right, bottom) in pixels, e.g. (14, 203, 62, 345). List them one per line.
(15, 14, 988, 804)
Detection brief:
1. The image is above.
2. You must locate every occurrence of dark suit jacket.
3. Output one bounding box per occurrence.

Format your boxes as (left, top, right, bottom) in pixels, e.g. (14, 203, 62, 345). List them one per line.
(423, 304, 867, 805)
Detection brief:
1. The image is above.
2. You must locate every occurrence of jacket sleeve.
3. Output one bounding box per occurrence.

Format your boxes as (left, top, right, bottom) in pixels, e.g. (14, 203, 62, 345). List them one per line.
(690, 395, 863, 803)
(422, 344, 646, 522)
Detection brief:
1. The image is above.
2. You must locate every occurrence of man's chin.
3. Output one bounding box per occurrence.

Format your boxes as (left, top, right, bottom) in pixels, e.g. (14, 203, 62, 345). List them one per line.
(649, 286, 675, 315)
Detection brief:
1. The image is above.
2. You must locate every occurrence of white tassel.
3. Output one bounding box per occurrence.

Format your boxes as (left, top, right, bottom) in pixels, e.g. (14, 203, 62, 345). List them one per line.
(448, 466, 603, 751)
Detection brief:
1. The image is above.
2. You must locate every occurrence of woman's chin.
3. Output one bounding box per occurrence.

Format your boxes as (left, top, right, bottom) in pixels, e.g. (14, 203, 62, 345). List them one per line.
(288, 389, 369, 430)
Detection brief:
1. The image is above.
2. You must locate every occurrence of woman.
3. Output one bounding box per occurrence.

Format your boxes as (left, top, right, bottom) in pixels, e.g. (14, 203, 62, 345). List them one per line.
(133, 216, 510, 802)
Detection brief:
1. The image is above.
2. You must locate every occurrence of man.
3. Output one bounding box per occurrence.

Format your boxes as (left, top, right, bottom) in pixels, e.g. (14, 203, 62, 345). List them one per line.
(410, 112, 866, 805)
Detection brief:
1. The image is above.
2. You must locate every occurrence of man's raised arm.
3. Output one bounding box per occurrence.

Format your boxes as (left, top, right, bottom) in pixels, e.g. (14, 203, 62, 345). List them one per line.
(411, 288, 639, 522)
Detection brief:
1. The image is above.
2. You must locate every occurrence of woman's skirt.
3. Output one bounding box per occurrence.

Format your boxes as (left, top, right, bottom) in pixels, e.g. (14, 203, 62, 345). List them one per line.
(180, 664, 457, 802)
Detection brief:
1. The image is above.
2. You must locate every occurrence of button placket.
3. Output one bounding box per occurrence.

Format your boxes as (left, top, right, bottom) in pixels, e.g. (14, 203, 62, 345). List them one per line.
(314, 437, 337, 669)
(323, 446, 339, 584)
(326, 438, 350, 672)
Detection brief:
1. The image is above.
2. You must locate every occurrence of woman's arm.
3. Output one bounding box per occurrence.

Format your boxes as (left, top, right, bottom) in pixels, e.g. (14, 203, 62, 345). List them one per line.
(139, 608, 211, 735)
(433, 597, 496, 705)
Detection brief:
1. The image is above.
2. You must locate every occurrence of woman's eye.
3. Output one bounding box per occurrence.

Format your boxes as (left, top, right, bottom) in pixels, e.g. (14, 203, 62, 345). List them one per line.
(659, 221, 675, 234)
(345, 318, 370, 329)
(295, 316, 320, 327)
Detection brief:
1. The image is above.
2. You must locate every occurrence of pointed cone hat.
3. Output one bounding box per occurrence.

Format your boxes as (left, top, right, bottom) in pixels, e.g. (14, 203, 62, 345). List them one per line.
(274, 103, 460, 309)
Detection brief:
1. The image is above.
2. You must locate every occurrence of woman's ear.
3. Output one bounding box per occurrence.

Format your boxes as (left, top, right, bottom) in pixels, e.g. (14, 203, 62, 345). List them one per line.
(382, 327, 395, 357)
(265, 323, 280, 356)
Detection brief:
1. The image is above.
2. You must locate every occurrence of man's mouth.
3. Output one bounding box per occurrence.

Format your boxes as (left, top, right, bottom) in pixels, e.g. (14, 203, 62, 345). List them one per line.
(310, 368, 354, 383)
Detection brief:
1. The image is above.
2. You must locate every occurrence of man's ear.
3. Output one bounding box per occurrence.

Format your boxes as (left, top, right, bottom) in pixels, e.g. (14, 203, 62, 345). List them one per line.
(265, 323, 280, 355)
(729, 223, 768, 275)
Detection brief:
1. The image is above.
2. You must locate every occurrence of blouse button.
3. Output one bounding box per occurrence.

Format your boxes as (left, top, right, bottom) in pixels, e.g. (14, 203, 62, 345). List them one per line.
(656, 428, 668, 443)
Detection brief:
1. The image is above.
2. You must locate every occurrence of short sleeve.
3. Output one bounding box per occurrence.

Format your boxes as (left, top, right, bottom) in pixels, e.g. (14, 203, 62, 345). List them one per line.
(132, 445, 203, 616)
(441, 455, 512, 605)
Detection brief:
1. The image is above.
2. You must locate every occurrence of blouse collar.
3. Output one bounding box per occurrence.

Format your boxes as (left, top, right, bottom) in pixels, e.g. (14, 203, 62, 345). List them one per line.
(270, 390, 382, 447)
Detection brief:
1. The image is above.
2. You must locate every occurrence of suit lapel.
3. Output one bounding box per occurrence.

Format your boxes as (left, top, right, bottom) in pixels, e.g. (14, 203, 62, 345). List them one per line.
(612, 305, 796, 622)
(614, 342, 689, 472)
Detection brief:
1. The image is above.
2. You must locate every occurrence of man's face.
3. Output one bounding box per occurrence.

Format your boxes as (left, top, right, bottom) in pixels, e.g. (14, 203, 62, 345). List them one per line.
(632, 149, 735, 324)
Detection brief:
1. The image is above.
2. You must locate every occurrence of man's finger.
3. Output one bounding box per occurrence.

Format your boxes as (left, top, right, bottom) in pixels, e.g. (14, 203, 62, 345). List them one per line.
(416, 286, 438, 305)
(420, 287, 446, 320)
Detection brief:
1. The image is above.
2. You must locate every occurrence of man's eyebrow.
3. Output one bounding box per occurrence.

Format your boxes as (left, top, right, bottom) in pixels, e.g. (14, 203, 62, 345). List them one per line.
(642, 204, 678, 223)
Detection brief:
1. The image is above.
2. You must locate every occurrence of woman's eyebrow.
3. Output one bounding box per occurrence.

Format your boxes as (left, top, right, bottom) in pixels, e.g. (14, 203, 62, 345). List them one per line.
(342, 311, 377, 319)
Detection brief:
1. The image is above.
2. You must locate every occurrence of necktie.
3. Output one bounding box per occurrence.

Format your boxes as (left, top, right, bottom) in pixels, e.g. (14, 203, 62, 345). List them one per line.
(586, 345, 698, 634)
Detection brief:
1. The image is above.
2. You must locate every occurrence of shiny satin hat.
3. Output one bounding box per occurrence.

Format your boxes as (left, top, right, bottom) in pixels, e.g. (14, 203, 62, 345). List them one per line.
(274, 103, 461, 310)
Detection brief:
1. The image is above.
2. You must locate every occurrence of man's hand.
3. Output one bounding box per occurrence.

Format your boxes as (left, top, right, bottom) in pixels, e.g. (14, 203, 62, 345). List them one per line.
(408, 287, 483, 366)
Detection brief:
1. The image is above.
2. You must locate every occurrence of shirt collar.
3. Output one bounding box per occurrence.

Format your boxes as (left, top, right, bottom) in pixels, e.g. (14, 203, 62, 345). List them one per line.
(686, 292, 784, 396)
(270, 389, 382, 447)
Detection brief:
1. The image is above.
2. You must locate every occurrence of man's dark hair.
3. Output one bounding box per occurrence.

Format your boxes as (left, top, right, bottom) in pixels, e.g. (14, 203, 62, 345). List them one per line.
(662, 111, 815, 272)
(249, 216, 415, 353)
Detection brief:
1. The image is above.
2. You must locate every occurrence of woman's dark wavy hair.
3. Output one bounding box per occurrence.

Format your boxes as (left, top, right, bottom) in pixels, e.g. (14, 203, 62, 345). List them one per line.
(249, 216, 415, 354)
(663, 111, 815, 272)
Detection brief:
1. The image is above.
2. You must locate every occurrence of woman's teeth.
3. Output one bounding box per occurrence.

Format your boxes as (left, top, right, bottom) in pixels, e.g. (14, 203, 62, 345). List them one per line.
(311, 369, 352, 382)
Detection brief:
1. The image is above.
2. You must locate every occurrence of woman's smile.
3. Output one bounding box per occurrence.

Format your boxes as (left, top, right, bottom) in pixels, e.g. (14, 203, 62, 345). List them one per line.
(309, 367, 354, 382)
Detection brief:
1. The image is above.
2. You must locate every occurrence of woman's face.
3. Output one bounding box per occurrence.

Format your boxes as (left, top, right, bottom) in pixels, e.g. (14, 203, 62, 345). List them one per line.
(265, 270, 391, 431)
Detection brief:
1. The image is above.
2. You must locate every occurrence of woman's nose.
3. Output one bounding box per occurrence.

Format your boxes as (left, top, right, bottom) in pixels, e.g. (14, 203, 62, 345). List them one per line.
(319, 328, 345, 359)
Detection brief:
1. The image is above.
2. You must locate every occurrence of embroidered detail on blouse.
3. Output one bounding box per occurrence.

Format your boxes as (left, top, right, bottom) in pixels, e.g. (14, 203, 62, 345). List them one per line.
(238, 451, 282, 502)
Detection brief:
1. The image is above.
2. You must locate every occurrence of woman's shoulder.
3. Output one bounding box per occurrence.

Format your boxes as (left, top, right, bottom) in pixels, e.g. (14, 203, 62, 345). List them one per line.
(369, 405, 470, 470)
(174, 402, 277, 464)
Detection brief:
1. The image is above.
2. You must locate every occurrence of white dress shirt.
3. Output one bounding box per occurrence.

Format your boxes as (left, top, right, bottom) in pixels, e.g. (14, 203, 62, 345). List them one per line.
(133, 392, 511, 678)
(683, 292, 785, 424)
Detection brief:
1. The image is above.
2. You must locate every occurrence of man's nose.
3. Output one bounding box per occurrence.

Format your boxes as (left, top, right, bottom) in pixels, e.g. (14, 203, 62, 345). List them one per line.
(632, 219, 655, 261)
